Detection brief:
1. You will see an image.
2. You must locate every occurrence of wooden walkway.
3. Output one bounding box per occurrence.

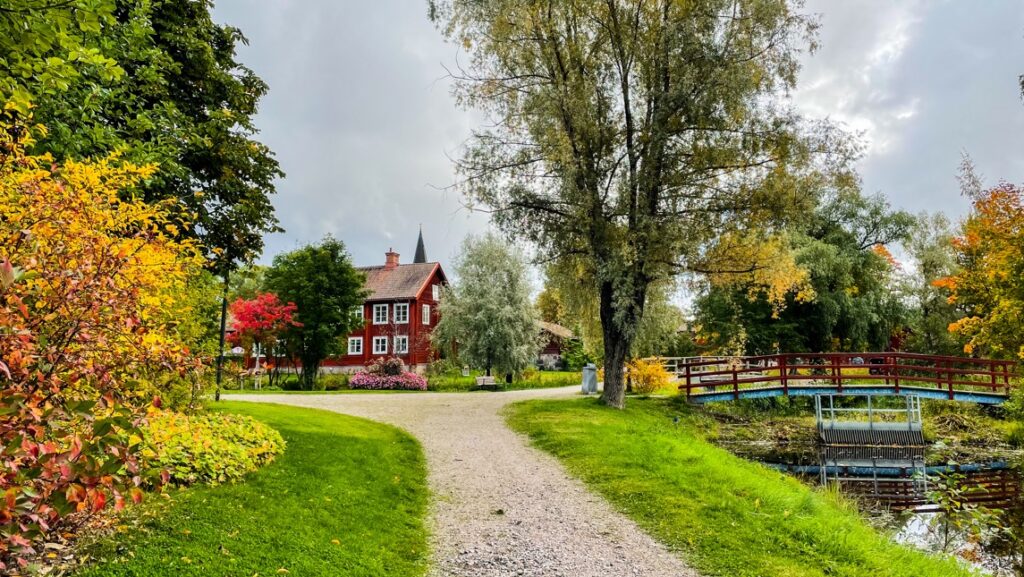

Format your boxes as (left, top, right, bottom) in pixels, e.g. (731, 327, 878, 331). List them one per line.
(669, 352, 1016, 404)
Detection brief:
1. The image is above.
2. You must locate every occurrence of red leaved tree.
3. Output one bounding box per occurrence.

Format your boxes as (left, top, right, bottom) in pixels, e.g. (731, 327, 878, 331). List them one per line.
(227, 293, 299, 388)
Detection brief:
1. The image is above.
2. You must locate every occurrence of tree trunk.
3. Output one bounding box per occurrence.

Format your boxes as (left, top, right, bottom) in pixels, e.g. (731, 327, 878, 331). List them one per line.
(597, 275, 646, 408)
(601, 327, 631, 409)
(214, 271, 230, 401)
(301, 357, 320, 390)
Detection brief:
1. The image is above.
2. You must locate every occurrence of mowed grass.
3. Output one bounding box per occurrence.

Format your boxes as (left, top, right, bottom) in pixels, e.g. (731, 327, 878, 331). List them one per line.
(76, 402, 429, 577)
(506, 397, 973, 577)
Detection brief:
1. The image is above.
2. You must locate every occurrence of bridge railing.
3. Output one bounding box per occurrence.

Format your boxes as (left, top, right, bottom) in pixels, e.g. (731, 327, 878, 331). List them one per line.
(673, 352, 1017, 401)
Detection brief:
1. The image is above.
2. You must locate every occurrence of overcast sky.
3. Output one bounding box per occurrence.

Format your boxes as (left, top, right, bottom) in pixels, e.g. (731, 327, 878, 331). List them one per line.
(211, 0, 1024, 271)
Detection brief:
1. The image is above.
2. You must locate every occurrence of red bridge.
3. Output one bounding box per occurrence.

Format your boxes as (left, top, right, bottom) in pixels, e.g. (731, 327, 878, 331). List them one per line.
(670, 352, 1017, 404)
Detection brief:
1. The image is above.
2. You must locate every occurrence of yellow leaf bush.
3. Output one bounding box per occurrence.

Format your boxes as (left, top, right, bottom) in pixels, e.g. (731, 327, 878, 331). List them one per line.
(626, 358, 673, 395)
(142, 410, 285, 486)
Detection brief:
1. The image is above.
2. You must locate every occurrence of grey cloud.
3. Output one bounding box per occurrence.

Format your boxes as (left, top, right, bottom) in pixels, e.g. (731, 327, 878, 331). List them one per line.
(212, 0, 1024, 273)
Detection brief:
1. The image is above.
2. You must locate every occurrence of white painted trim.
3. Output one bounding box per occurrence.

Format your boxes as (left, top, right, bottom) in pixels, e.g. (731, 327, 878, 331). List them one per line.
(347, 337, 363, 355)
(394, 302, 409, 324)
(394, 335, 409, 354)
(372, 336, 388, 355)
(372, 303, 388, 325)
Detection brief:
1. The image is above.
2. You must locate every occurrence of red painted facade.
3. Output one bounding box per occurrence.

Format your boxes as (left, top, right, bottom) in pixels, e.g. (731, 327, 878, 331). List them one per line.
(322, 253, 447, 372)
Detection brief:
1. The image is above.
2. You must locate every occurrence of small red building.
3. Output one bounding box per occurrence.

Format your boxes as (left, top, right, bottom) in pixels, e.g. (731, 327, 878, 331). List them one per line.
(322, 240, 447, 373)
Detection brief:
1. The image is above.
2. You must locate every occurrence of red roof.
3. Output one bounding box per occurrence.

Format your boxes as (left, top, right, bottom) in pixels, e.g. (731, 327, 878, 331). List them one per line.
(358, 262, 443, 301)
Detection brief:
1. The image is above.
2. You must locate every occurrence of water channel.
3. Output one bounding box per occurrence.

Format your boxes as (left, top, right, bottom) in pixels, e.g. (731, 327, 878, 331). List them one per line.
(706, 394, 1024, 575)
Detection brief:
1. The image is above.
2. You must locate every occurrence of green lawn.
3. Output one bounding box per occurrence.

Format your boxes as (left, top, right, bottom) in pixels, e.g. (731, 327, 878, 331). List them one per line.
(506, 397, 974, 577)
(76, 402, 429, 577)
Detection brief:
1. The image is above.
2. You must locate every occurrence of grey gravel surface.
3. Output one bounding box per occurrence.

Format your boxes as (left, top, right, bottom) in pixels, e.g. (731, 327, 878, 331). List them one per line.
(231, 387, 698, 577)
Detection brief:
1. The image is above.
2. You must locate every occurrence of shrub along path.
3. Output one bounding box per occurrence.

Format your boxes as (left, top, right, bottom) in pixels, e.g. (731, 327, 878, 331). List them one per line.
(75, 402, 428, 577)
(232, 387, 695, 577)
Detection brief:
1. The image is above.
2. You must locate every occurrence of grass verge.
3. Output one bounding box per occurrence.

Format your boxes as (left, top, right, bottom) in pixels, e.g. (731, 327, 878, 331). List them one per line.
(505, 397, 973, 577)
(75, 402, 428, 577)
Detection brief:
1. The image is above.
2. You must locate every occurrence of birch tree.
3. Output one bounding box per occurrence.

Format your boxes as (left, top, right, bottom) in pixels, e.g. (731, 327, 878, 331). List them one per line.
(429, 0, 841, 407)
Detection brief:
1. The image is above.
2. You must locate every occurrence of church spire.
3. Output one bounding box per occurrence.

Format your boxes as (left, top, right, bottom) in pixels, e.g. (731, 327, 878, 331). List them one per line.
(413, 226, 427, 263)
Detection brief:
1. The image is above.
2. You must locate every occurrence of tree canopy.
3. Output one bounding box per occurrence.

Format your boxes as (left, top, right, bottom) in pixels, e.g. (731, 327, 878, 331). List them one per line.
(429, 0, 849, 407)
(433, 234, 540, 378)
(1, 0, 282, 273)
(694, 190, 912, 354)
(939, 168, 1024, 360)
(265, 237, 367, 389)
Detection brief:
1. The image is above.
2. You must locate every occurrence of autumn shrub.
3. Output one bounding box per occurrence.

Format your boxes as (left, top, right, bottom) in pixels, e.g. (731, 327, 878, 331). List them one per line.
(350, 358, 427, 390)
(141, 410, 285, 485)
(626, 358, 673, 395)
(0, 127, 206, 568)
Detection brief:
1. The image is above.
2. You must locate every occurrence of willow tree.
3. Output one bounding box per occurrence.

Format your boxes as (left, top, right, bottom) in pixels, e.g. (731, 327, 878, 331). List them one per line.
(429, 0, 841, 407)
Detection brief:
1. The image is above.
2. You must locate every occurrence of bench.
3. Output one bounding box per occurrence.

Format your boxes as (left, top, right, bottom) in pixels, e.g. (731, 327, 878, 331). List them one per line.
(475, 375, 498, 390)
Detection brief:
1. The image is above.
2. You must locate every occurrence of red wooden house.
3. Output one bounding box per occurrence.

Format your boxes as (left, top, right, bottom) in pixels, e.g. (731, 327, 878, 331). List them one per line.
(322, 236, 447, 373)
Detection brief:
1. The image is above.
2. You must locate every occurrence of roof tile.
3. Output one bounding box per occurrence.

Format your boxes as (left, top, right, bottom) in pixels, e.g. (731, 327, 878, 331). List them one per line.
(359, 263, 440, 301)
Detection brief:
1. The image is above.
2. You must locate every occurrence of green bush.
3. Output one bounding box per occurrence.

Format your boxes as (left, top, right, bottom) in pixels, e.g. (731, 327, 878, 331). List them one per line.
(142, 410, 286, 485)
(320, 373, 351, 390)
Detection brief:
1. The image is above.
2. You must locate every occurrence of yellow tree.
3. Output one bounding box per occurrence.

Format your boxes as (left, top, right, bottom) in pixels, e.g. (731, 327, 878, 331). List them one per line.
(938, 180, 1024, 360)
(0, 125, 204, 567)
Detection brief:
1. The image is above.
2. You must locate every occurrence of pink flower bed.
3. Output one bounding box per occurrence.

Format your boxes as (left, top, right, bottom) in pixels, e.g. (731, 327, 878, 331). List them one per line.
(349, 370, 428, 391)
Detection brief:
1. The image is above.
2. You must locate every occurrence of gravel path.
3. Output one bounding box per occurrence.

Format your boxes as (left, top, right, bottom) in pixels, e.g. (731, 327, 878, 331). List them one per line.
(231, 387, 697, 577)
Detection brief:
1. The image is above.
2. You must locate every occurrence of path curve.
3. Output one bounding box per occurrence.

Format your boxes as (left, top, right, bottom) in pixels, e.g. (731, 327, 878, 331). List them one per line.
(231, 387, 697, 577)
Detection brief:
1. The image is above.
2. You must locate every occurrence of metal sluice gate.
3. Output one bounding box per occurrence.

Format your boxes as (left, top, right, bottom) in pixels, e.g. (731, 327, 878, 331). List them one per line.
(815, 394, 929, 505)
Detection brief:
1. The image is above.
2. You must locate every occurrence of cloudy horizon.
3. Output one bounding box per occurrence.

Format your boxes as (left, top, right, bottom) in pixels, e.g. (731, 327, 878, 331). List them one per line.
(211, 0, 1024, 273)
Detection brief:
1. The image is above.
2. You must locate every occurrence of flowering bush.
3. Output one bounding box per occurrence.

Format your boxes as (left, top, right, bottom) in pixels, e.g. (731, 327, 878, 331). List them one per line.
(350, 358, 427, 390)
(367, 356, 406, 376)
(141, 410, 285, 485)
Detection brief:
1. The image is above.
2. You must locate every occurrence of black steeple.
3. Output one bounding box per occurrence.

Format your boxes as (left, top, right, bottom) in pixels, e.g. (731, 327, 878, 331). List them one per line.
(413, 226, 427, 263)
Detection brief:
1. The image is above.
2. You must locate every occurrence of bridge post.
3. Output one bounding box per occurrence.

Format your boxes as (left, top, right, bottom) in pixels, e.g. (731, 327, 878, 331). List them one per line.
(832, 356, 841, 393)
(892, 355, 900, 391)
(732, 365, 739, 401)
(780, 356, 788, 396)
(946, 360, 954, 400)
(1004, 363, 1011, 397)
(684, 362, 691, 398)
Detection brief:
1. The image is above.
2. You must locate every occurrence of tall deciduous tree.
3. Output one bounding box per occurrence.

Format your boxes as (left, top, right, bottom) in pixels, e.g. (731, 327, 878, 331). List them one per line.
(429, 0, 844, 407)
(902, 213, 964, 356)
(939, 167, 1024, 360)
(433, 234, 540, 379)
(265, 238, 366, 389)
(1, 0, 283, 272)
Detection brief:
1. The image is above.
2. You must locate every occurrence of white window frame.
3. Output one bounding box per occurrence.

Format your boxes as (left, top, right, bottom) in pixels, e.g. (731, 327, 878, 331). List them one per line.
(347, 337, 363, 355)
(372, 336, 388, 355)
(422, 304, 431, 325)
(432, 284, 440, 301)
(394, 335, 409, 354)
(394, 302, 409, 324)
(372, 303, 388, 325)
(353, 306, 364, 322)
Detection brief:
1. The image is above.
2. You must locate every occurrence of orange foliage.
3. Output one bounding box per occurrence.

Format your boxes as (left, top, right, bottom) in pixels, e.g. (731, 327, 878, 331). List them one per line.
(0, 127, 204, 567)
(940, 182, 1024, 359)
